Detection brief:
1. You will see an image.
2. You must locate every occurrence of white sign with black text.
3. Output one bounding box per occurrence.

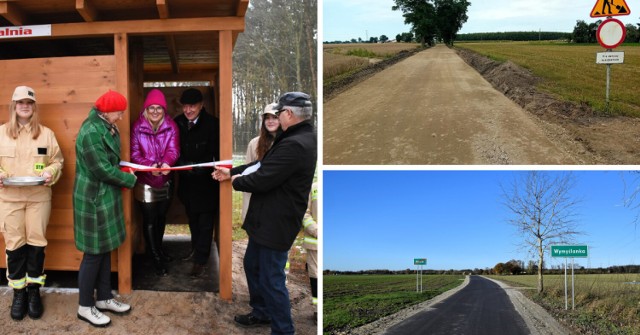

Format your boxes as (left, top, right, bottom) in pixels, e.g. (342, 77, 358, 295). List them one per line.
(596, 52, 624, 64)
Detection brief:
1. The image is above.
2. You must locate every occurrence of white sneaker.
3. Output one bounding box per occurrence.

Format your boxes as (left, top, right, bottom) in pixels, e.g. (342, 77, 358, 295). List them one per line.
(77, 306, 111, 327)
(96, 298, 131, 315)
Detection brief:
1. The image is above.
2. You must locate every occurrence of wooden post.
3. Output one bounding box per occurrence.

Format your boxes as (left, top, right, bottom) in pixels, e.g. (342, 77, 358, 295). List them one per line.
(218, 30, 233, 301)
(114, 32, 133, 294)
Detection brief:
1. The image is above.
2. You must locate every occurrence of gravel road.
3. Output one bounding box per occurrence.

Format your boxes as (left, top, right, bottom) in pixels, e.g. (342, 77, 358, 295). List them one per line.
(323, 44, 581, 165)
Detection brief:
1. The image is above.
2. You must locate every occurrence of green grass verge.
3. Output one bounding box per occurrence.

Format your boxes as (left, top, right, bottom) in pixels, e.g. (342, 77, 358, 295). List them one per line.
(456, 41, 640, 117)
(323, 274, 465, 334)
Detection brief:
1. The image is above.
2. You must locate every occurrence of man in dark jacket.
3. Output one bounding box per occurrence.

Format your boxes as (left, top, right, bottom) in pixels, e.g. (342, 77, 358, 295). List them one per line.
(174, 88, 220, 277)
(213, 92, 317, 335)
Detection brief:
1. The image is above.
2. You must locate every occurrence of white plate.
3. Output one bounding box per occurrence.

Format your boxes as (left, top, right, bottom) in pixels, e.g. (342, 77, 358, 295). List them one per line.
(3, 176, 46, 186)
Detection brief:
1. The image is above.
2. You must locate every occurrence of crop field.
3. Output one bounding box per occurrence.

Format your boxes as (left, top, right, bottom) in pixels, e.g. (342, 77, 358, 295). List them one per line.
(324, 42, 421, 58)
(323, 52, 369, 81)
(323, 274, 464, 334)
(323, 43, 421, 83)
(489, 273, 640, 334)
(457, 41, 640, 117)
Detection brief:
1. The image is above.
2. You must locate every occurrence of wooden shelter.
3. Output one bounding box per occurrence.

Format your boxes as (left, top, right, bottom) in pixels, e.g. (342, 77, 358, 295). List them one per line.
(0, 0, 248, 300)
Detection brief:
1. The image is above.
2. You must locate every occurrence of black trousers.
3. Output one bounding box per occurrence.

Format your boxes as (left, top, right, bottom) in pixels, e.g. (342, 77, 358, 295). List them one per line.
(137, 199, 171, 254)
(78, 252, 113, 307)
(185, 206, 216, 265)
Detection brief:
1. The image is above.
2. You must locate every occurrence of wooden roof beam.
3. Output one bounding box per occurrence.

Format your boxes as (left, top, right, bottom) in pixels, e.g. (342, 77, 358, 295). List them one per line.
(54, 17, 244, 38)
(76, 0, 98, 22)
(0, 0, 26, 26)
(236, 0, 249, 17)
(156, 0, 169, 19)
(144, 69, 217, 83)
(165, 35, 179, 74)
(156, 0, 179, 74)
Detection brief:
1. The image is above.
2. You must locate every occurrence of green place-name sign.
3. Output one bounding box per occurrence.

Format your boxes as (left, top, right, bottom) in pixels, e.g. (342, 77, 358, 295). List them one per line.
(414, 258, 427, 265)
(551, 245, 588, 258)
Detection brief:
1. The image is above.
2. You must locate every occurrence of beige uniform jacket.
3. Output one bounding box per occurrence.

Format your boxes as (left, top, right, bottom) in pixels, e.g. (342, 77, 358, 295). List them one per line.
(241, 136, 260, 222)
(302, 182, 318, 251)
(0, 123, 64, 202)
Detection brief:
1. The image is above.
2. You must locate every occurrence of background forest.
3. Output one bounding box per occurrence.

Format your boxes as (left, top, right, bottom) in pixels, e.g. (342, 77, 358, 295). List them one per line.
(232, 0, 317, 155)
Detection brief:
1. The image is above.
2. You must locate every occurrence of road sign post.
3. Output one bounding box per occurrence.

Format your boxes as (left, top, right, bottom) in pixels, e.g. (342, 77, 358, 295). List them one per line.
(551, 245, 588, 310)
(594, 15, 628, 113)
(414, 258, 426, 293)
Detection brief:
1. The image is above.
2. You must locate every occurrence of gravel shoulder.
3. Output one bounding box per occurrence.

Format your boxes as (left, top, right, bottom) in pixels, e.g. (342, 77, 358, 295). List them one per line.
(482, 276, 573, 335)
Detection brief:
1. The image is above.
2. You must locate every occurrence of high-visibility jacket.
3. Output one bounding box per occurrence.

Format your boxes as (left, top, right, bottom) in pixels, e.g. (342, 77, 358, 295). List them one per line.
(302, 182, 318, 251)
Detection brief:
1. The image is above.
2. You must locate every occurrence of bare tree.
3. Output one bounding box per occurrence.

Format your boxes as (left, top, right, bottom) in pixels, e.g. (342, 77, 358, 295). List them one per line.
(501, 171, 582, 293)
(621, 171, 640, 225)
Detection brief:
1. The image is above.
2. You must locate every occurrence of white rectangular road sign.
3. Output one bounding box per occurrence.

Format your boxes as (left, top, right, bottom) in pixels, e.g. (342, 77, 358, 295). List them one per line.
(596, 52, 624, 64)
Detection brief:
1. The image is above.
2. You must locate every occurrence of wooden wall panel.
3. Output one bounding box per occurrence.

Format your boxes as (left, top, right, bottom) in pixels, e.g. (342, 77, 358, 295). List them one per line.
(0, 55, 118, 272)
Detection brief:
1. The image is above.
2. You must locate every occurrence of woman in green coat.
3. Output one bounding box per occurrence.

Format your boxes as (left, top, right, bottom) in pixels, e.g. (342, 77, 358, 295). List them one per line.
(73, 90, 136, 328)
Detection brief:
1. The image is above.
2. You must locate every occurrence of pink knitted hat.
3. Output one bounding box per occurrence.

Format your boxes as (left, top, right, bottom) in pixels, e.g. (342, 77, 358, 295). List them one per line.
(143, 89, 167, 111)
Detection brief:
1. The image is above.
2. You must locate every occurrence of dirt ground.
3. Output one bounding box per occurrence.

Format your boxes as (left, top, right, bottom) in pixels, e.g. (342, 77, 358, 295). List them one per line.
(0, 240, 317, 335)
(324, 44, 640, 165)
(455, 47, 640, 165)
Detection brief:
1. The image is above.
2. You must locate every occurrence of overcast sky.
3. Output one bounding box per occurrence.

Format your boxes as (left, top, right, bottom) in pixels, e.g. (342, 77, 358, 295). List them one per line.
(322, 0, 638, 41)
(323, 170, 640, 271)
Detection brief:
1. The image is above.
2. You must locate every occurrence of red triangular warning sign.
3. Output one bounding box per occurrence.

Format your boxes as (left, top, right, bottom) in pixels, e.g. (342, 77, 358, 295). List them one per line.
(591, 0, 631, 17)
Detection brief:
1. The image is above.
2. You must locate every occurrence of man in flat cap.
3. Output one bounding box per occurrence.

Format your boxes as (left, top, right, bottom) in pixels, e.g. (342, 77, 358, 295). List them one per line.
(174, 88, 220, 277)
(213, 92, 317, 335)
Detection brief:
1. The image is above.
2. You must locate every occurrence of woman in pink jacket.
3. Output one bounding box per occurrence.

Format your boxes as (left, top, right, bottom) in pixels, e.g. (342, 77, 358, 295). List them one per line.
(130, 89, 180, 276)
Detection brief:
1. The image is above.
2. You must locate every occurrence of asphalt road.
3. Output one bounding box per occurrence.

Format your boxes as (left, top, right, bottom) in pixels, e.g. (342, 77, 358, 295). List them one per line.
(382, 276, 530, 335)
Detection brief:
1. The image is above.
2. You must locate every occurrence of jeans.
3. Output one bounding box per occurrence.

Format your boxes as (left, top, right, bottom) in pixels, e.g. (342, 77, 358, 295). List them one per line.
(78, 252, 113, 307)
(244, 238, 293, 335)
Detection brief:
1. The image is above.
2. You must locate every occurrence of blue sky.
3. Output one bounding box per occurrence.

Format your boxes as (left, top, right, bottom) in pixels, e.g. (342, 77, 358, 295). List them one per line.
(323, 170, 640, 271)
(322, 0, 638, 41)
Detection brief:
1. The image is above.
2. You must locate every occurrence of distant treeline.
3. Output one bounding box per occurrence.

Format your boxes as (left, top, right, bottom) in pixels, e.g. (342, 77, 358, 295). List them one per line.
(457, 31, 571, 42)
(325, 264, 640, 276)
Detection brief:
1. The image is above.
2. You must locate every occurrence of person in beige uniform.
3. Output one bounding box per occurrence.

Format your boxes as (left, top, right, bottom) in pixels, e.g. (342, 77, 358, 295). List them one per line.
(0, 86, 63, 321)
(302, 182, 318, 324)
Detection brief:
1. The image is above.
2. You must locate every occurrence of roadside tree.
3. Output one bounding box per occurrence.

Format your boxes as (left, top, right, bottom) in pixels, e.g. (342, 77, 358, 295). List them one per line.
(493, 262, 506, 275)
(572, 20, 590, 43)
(625, 24, 640, 43)
(434, 0, 470, 46)
(392, 0, 470, 46)
(392, 0, 438, 46)
(501, 171, 583, 293)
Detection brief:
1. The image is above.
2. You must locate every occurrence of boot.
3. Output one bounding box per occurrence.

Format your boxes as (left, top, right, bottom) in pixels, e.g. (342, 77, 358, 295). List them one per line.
(144, 223, 167, 276)
(6, 246, 28, 288)
(10, 289, 28, 320)
(156, 204, 172, 263)
(27, 285, 43, 319)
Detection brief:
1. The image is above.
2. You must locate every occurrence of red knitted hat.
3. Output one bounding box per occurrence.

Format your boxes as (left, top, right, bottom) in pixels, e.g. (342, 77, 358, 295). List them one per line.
(95, 90, 127, 113)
